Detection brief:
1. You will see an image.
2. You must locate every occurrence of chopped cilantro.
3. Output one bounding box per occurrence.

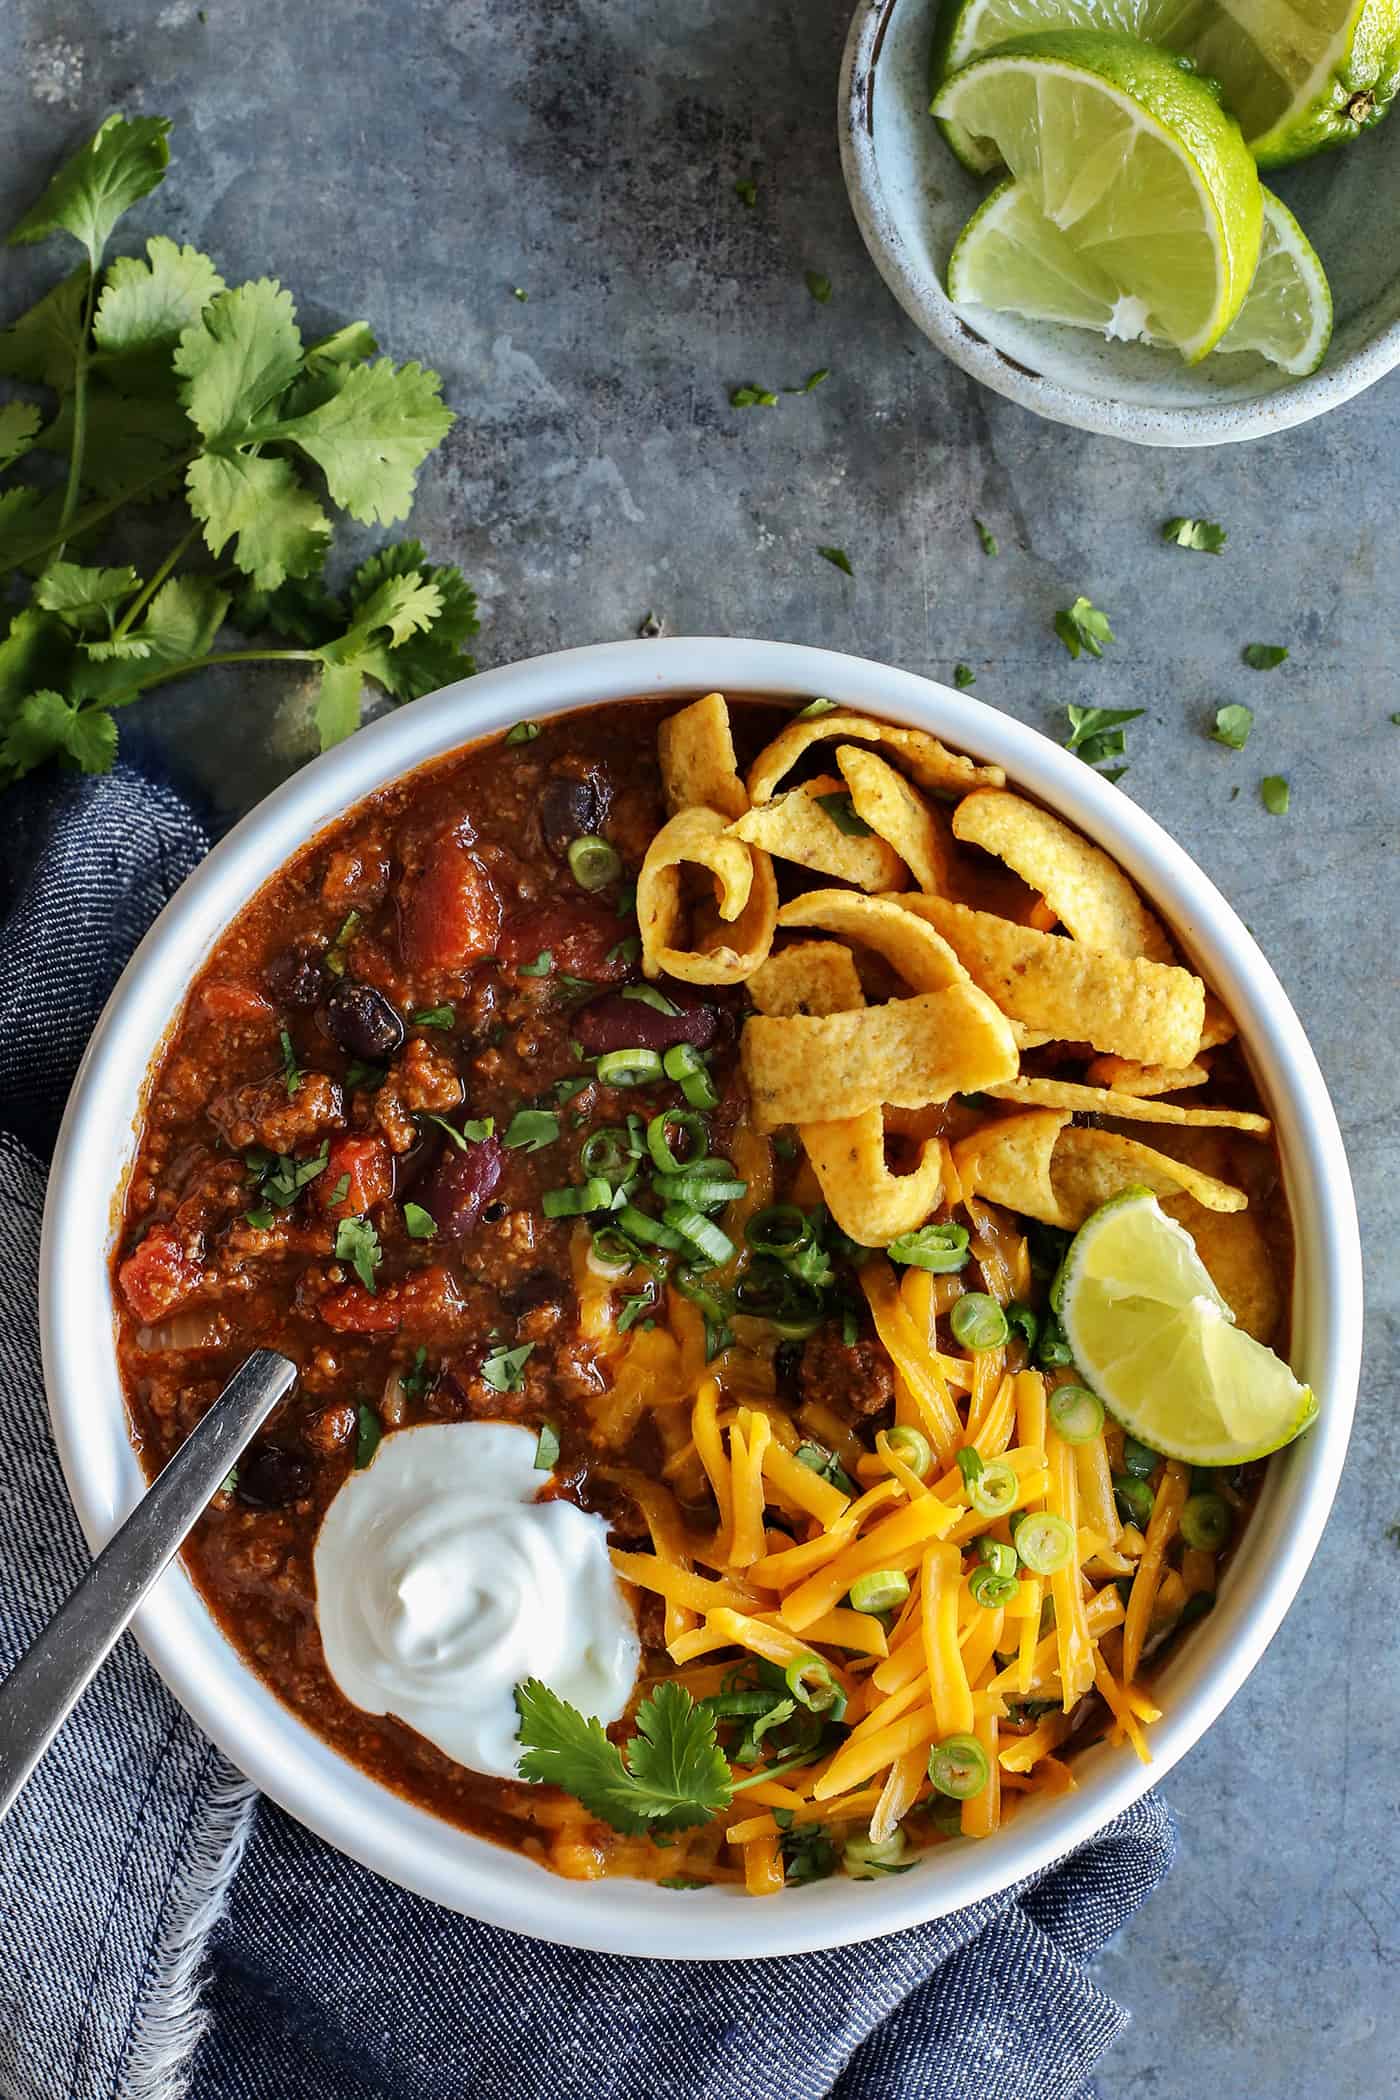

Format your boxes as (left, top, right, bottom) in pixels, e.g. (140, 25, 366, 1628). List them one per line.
(344, 1058, 385, 1090)
(555, 1074, 592, 1104)
(518, 950, 553, 976)
(327, 1172, 350, 1208)
(402, 1345, 432, 1399)
(325, 910, 361, 977)
(402, 1201, 436, 1239)
(974, 517, 998, 557)
(622, 984, 680, 1015)
(815, 791, 873, 838)
(505, 720, 540, 744)
(953, 663, 975, 689)
(606, 934, 642, 965)
(512, 286, 528, 302)
(411, 1003, 455, 1029)
(1260, 774, 1290, 815)
(533, 1421, 561, 1470)
(1210, 703, 1253, 750)
(1243, 644, 1288, 670)
(731, 384, 778, 408)
(246, 1138, 329, 1210)
(504, 1108, 559, 1152)
(658, 1875, 707, 1890)
(784, 368, 829, 394)
(1054, 596, 1115, 660)
(817, 546, 853, 576)
(734, 177, 758, 207)
(355, 1402, 381, 1470)
(1162, 516, 1226, 554)
(481, 1341, 535, 1393)
(617, 1289, 655, 1334)
(460, 1116, 496, 1143)
(1063, 702, 1144, 773)
(244, 1207, 274, 1230)
(278, 1028, 301, 1096)
(334, 1215, 381, 1291)
(805, 270, 832, 303)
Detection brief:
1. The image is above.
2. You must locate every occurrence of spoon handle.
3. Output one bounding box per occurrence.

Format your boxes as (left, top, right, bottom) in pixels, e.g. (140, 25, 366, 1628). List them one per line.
(0, 1348, 297, 1821)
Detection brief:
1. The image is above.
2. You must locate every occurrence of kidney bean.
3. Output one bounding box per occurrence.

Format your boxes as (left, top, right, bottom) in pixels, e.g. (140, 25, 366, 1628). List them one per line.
(573, 988, 718, 1055)
(416, 1133, 505, 1239)
(324, 982, 405, 1061)
(237, 1444, 311, 1509)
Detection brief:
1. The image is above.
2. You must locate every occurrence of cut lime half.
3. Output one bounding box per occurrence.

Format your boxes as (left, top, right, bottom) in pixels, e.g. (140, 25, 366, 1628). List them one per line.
(948, 180, 1333, 375)
(1056, 1188, 1317, 1467)
(932, 33, 1263, 361)
(931, 0, 1400, 169)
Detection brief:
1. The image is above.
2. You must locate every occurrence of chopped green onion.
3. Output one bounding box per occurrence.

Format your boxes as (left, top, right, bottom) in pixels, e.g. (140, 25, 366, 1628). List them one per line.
(885, 1425, 933, 1480)
(588, 1225, 638, 1273)
(968, 1457, 1018, 1519)
(843, 1831, 911, 1879)
(533, 1422, 561, 1470)
(849, 1569, 911, 1615)
(1012, 1511, 1075, 1575)
(653, 1170, 747, 1208)
(518, 949, 553, 977)
(661, 1204, 734, 1266)
(785, 1655, 846, 1718)
(887, 1222, 970, 1274)
(504, 1108, 559, 1152)
(567, 835, 622, 891)
(795, 696, 838, 720)
(411, 1004, 455, 1029)
(978, 1537, 1019, 1579)
(616, 1202, 687, 1251)
(950, 1293, 1010, 1352)
(662, 1041, 718, 1109)
(672, 1268, 731, 1324)
(1049, 1384, 1105, 1445)
(542, 1177, 614, 1217)
(1034, 1310, 1074, 1368)
(968, 1564, 1019, 1608)
(1113, 1473, 1155, 1529)
(1180, 1492, 1232, 1552)
(596, 1047, 664, 1088)
(928, 1733, 990, 1800)
(622, 984, 681, 1016)
(744, 1204, 811, 1257)
(646, 1108, 709, 1174)
(1121, 1435, 1159, 1478)
(504, 720, 540, 744)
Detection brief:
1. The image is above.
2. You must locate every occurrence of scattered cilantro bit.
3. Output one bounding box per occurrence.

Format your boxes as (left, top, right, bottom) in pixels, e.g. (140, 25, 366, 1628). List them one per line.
(815, 791, 873, 838)
(411, 1003, 454, 1029)
(606, 934, 642, 965)
(638, 610, 663, 638)
(1243, 643, 1288, 671)
(1390, 713, 1400, 726)
(734, 177, 758, 208)
(533, 1421, 561, 1470)
(460, 1117, 496, 1143)
(805, 270, 832, 303)
(246, 1139, 329, 1210)
(617, 1289, 655, 1334)
(278, 1028, 301, 1097)
(779, 1818, 839, 1885)
(505, 720, 540, 744)
(795, 696, 838, 719)
(481, 1341, 535, 1393)
(1054, 596, 1116, 660)
(796, 1442, 857, 1497)
(335, 1215, 381, 1292)
(974, 517, 998, 557)
(1162, 516, 1226, 554)
(1260, 774, 1290, 815)
(953, 663, 975, 689)
(1210, 703, 1253, 751)
(731, 384, 778, 408)
(403, 1201, 436, 1239)
(355, 1402, 381, 1470)
(622, 984, 680, 1016)
(512, 287, 528, 302)
(327, 1172, 350, 1209)
(615, 879, 638, 919)
(784, 369, 829, 394)
(817, 546, 853, 576)
(518, 949, 553, 977)
(956, 1446, 985, 1490)
(244, 1207, 274, 1230)
(658, 1875, 707, 1890)
(515, 1678, 732, 1834)
(325, 910, 361, 977)
(555, 1075, 591, 1105)
(504, 1107, 559, 1152)
(1063, 703, 1144, 773)
(219, 1465, 238, 1496)
(402, 1346, 432, 1399)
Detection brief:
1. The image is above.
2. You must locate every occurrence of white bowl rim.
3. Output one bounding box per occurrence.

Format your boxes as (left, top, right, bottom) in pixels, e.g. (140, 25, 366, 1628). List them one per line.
(41, 635, 1362, 1959)
(838, 0, 1400, 447)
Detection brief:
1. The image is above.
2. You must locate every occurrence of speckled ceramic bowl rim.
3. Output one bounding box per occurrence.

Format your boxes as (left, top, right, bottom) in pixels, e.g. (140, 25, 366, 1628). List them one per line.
(839, 0, 1400, 446)
(42, 638, 1361, 1958)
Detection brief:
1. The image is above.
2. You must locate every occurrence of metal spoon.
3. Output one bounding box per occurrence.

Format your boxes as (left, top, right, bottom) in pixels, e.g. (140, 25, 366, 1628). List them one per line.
(0, 1348, 297, 1821)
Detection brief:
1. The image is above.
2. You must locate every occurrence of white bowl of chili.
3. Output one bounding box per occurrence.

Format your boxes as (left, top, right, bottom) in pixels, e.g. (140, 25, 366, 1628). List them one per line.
(41, 637, 1361, 1958)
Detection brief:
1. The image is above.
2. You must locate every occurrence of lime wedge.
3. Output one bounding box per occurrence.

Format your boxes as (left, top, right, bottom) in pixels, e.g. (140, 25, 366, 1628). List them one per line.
(949, 179, 1333, 374)
(932, 33, 1263, 362)
(1056, 1188, 1317, 1466)
(931, 0, 1400, 169)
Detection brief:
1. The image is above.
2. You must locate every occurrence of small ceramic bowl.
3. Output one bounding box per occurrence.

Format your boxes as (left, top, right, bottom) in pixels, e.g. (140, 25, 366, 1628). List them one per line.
(839, 0, 1400, 444)
(42, 639, 1361, 1956)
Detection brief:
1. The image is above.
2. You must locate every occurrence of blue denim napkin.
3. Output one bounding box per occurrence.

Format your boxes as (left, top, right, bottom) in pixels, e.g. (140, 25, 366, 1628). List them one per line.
(0, 762, 1175, 2100)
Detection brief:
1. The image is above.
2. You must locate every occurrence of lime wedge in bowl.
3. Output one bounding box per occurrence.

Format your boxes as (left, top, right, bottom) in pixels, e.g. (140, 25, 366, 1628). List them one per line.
(932, 32, 1264, 362)
(931, 0, 1400, 169)
(948, 180, 1333, 373)
(1056, 1188, 1318, 1466)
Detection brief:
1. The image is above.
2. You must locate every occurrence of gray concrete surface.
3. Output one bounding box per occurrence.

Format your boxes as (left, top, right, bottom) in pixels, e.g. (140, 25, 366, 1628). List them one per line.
(3, 1, 1397, 2093)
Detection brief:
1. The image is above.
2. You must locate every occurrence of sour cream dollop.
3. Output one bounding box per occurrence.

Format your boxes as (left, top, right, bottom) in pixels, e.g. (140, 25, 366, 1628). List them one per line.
(313, 1421, 640, 1779)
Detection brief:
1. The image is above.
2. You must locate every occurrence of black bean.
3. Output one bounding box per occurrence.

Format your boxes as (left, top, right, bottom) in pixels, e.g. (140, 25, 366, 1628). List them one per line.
(501, 1268, 566, 1317)
(540, 773, 604, 859)
(237, 1444, 311, 1510)
(265, 948, 324, 1009)
(324, 983, 405, 1061)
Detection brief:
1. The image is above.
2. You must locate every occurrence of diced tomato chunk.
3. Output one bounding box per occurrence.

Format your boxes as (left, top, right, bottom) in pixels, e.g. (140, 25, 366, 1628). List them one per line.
(498, 900, 634, 984)
(198, 980, 274, 1024)
(395, 1264, 468, 1338)
(319, 1285, 402, 1335)
(399, 826, 502, 974)
(118, 1227, 205, 1325)
(317, 1133, 394, 1222)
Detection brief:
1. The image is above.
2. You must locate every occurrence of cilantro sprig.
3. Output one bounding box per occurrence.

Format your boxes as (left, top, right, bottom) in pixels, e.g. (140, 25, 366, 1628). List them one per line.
(1, 115, 477, 784)
(515, 1678, 733, 1834)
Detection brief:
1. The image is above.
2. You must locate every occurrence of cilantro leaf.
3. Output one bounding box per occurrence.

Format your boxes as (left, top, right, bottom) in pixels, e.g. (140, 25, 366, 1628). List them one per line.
(0, 689, 116, 778)
(533, 1422, 561, 1469)
(335, 1214, 381, 1291)
(1210, 703, 1252, 750)
(127, 574, 230, 665)
(0, 610, 74, 721)
(1162, 516, 1226, 554)
(343, 541, 479, 700)
(314, 660, 364, 751)
(805, 270, 832, 303)
(817, 545, 853, 576)
(173, 278, 306, 443)
(94, 235, 225, 371)
(1054, 596, 1115, 660)
(503, 1108, 559, 1152)
(1260, 774, 1290, 814)
(481, 1341, 535, 1392)
(7, 115, 171, 268)
(974, 517, 998, 557)
(515, 1678, 732, 1834)
(403, 1201, 436, 1240)
(1243, 643, 1288, 671)
(0, 402, 41, 469)
(953, 663, 975, 689)
(0, 269, 88, 389)
(34, 563, 140, 631)
(33, 383, 193, 497)
(264, 358, 454, 525)
(355, 1402, 382, 1470)
(185, 450, 331, 589)
(1063, 702, 1143, 772)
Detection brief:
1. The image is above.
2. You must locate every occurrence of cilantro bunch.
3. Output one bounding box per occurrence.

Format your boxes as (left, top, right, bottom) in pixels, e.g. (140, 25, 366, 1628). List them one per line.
(0, 114, 477, 784)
